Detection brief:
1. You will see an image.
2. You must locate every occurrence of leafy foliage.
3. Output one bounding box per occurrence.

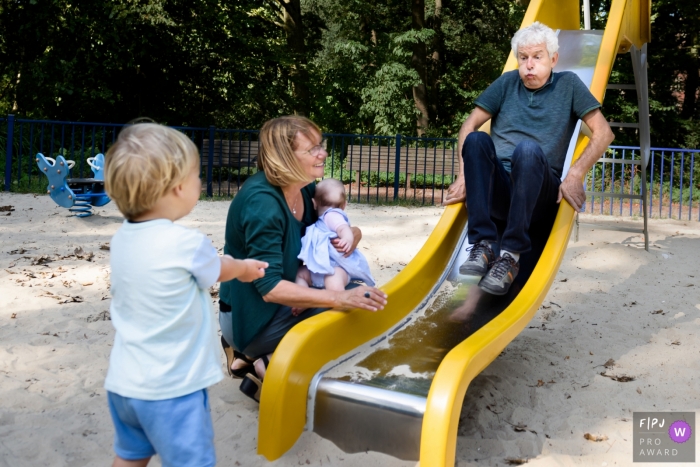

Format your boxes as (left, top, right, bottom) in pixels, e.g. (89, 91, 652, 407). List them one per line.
(0, 0, 699, 148)
(0, 0, 290, 127)
(591, 0, 700, 149)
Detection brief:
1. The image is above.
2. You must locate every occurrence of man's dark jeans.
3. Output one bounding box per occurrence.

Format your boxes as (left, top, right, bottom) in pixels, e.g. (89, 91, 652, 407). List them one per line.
(463, 131, 561, 254)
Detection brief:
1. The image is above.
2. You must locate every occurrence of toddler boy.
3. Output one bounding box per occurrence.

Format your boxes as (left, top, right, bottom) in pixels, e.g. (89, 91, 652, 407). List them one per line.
(103, 123, 267, 467)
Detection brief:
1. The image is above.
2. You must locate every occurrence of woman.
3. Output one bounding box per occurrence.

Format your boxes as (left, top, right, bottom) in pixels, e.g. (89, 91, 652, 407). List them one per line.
(219, 116, 387, 401)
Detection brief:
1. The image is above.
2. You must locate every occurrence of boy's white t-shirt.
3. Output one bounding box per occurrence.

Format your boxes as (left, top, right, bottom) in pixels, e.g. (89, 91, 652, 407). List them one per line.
(104, 219, 224, 400)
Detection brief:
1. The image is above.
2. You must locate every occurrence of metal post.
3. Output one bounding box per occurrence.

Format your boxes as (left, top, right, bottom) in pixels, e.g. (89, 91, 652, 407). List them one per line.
(207, 126, 215, 198)
(393, 134, 401, 201)
(4, 114, 14, 192)
(631, 44, 650, 251)
(583, 0, 591, 30)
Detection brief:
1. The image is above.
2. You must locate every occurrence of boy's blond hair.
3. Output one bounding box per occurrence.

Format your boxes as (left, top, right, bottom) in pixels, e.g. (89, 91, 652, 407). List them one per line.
(315, 178, 346, 210)
(257, 116, 322, 187)
(104, 123, 199, 220)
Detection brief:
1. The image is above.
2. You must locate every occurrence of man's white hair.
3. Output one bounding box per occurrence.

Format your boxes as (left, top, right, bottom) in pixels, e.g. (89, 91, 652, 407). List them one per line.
(511, 21, 559, 58)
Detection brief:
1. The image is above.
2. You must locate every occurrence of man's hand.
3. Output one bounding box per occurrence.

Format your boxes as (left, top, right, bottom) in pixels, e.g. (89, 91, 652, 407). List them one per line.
(557, 173, 586, 211)
(445, 107, 491, 206)
(443, 175, 466, 206)
(557, 109, 614, 212)
(558, 108, 614, 212)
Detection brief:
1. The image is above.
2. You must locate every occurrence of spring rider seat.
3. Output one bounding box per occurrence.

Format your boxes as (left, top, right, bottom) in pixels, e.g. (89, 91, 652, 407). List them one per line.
(36, 153, 111, 217)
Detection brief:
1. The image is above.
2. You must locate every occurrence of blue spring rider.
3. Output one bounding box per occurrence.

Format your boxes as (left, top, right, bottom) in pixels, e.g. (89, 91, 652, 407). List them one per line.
(36, 153, 111, 217)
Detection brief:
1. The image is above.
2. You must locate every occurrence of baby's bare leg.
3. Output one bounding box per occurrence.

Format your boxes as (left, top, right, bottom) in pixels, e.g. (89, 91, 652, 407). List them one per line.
(324, 267, 349, 291)
(295, 265, 311, 288)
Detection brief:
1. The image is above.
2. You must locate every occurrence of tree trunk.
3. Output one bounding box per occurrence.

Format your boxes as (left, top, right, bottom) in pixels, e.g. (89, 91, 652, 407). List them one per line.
(279, 0, 310, 116)
(11, 47, 25, 112)
(680, 66, 698, 120)
(411, 0, 429, 136)
(680, 30, 698, 120)
(429, 0, 443, 126)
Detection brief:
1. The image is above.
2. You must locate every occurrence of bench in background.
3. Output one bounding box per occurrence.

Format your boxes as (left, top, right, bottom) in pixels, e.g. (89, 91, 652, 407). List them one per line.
(201, 139, 259, 168)
(345, 145, 457, 190)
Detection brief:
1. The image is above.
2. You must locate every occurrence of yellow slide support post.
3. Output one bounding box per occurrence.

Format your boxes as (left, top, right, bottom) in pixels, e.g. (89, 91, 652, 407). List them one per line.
(419, 1, 651, 466)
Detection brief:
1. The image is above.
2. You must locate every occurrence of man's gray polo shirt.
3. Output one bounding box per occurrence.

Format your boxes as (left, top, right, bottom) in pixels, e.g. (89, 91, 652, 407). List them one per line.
(474, 70, 601, 178)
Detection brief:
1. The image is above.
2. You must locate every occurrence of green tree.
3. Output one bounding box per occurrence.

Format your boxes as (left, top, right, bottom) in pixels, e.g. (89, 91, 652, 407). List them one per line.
(0, 0, 292, 127)
(304, 0, 524, 135)
(592, 0, 700, 149)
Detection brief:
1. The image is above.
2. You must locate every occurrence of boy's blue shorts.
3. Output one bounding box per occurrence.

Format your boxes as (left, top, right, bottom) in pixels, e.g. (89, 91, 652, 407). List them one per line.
(107, 389, 215, 467)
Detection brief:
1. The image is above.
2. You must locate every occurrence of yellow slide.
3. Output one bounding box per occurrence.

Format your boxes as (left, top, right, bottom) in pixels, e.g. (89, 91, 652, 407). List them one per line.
(257, 0, 651, 465)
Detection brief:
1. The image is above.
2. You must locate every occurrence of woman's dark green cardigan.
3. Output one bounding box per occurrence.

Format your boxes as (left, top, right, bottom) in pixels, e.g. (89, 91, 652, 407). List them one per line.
(220, 171, 316, 351)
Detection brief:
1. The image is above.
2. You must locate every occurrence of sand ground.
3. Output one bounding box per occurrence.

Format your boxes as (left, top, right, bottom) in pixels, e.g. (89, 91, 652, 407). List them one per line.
(0, 192, 698, 467)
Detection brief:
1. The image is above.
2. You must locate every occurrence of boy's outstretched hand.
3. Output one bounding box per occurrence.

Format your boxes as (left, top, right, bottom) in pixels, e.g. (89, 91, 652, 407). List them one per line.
(237, 258, 268, 282)
(219, 255, 268, 283)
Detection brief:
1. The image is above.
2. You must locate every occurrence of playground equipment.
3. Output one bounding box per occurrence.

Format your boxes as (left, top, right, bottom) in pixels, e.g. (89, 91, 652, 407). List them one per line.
(253, 0, 652, 465)
(36, 153, 111, 217)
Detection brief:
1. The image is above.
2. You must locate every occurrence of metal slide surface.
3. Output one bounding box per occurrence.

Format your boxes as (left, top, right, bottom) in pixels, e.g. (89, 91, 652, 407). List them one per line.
(256, 0, 650, 465)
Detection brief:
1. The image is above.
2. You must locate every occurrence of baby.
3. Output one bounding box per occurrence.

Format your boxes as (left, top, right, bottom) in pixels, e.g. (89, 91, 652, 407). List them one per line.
(296, 178, 375, 292)
(103, 123, 267, 467)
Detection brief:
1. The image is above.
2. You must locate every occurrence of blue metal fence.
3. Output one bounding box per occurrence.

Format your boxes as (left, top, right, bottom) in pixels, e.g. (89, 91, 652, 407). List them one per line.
(1, 115, 698, 220)
(586, 145, 700, 221)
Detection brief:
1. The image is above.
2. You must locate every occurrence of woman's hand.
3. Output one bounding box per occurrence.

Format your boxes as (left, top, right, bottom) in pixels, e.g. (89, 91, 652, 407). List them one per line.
(287, 285, 386, 316)
(331, 226, 362, 257)
(263, 280, 386, 312)
(333, 285, 387, 312)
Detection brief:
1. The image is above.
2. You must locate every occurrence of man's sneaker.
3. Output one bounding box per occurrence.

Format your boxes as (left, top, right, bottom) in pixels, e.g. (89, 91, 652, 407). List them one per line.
(459, 241, 495, 276)
(478, 253, 519, 295)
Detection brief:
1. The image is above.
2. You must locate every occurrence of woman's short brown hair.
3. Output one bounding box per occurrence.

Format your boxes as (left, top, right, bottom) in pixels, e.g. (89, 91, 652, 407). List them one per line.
(257, 116, 322, 187)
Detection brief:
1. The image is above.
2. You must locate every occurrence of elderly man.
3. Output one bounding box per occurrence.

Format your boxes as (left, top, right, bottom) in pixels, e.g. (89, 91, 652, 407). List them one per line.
(445, 22, 614, 295)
